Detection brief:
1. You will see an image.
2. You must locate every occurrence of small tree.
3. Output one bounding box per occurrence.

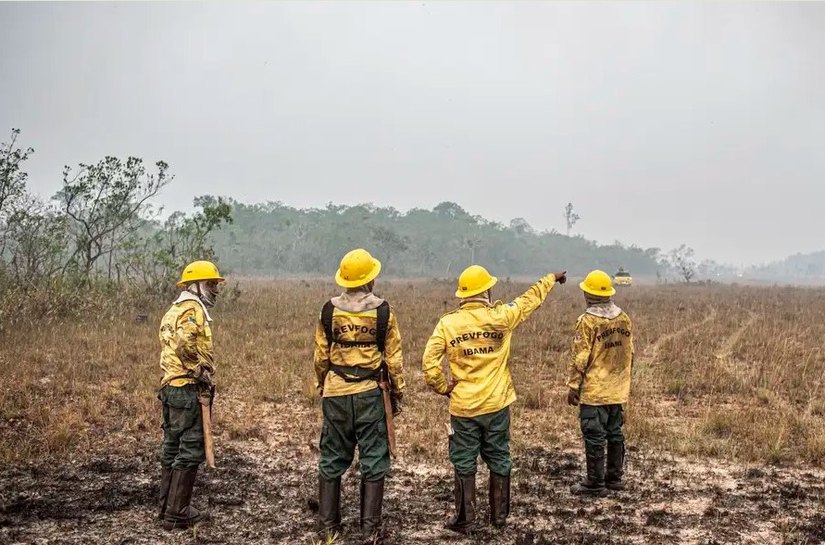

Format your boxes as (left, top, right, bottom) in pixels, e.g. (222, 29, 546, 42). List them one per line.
(669, 244, 696, 283)
(120, 196, 233, 294)
(0, 129, 33, 220)
(563, 202, 581, 236)
(509, 217, 534, 236)
(56, 156, 171, 281)
(0, 129, 35, 260)
(5, 197, 68, 287)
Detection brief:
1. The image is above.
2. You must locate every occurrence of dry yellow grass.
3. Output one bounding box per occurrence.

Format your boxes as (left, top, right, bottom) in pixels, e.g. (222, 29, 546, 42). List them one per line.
(1, 279, 824, 469)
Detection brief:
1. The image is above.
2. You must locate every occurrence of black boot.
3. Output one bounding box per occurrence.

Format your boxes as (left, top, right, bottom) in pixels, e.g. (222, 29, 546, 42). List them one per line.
(445, 473, 476, 534)
(318, 476, 342, 536)
(162, 467, 210, 530)
(570, 451, 607, 497)
(158, 467, 172, 520)
(489, 472, 510, 528)
(606, 442, 625, 491)
(360, 478, 384, 543)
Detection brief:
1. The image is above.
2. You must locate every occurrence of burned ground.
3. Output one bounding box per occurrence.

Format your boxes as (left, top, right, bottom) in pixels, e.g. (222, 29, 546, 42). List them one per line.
(3, 421, 825, 545)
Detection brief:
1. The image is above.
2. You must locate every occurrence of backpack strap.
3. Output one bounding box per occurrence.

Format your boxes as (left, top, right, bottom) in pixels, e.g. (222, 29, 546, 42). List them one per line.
(375, 301, 390, 354)
(321, 300, 335, 348)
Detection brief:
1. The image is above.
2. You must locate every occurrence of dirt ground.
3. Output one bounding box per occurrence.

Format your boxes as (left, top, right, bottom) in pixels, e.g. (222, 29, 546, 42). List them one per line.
(3, 401, 825, 545)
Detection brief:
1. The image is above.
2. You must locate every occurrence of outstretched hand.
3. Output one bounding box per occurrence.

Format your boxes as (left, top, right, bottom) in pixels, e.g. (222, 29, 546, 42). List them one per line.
(553, 271, 567, 285)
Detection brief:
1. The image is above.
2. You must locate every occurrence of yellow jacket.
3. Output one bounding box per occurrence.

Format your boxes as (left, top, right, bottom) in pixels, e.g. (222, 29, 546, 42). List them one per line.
(568, 303, 634, 405)
(313, 290, 405, 398)
(159, 292, 215, 388)
(422, 274, 558, 418)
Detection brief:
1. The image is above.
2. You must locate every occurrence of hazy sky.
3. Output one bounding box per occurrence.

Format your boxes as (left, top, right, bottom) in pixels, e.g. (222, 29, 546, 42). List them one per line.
(1, 2, 824, 266)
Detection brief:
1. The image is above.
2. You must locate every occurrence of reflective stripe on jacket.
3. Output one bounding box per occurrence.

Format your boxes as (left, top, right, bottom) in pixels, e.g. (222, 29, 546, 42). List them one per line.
(568, 306, 634, 405)
(422, 274, 557, 418)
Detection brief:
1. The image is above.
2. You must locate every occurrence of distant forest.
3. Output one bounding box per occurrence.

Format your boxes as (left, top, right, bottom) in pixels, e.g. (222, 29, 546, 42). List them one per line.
(749, 251, 825, 280)
(209, 200, 664, 278)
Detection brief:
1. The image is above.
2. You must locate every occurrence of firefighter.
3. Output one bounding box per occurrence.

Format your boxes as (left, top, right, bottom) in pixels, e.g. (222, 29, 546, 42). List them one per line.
(422, 265, 566, 532)
(567, 270, 634, 496)
(157, 260, 224, 530)
(313, 248, 405, 542)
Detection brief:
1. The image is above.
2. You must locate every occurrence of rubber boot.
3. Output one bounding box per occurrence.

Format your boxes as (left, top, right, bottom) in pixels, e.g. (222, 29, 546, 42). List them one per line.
(158, 467, 172, 520)
(445, 473, 476, 534)
(360, 478, 384, 543)
(489, 472, 510, 528)
(606, 442, 625, 491)
(570, 452, 607, 497)
(162, 467, 210, 530)
(318, 476, 342, 537)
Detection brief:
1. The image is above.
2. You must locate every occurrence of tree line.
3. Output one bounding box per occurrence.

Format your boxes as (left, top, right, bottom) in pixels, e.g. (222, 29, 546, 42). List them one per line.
(2, 126, 714, 326)
(209, 200, 665, 279)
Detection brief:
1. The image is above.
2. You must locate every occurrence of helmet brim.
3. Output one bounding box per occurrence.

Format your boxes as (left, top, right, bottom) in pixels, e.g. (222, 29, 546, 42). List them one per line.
(177, 276, 225, 289)
(335, 258, 382, 288)
(456, 276, 498, 298)
(579, 280, 616, 297)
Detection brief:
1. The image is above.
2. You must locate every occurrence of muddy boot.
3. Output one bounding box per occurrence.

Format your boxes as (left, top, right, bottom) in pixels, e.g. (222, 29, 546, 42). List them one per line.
(570, 453, 607, 497)
(605, 442, 625, 491)
(318, 476, 342, 536)
(157, 467, 172, 520)
(445, 473, 476, 534)
(489, 472, 510, 528)
(360, 478, 384, 543)
(162, 467, 210, 530)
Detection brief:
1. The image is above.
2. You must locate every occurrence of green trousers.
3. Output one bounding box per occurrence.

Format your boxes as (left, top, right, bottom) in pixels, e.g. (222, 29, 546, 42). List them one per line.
(579, 404, 624, 457)
(159, 385, 205, 470)
(449, 406, 512, 477)
(319, 388, 389, 481)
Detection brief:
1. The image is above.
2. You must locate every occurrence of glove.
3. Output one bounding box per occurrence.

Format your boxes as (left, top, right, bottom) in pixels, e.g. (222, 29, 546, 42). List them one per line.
(391, 391, 403, 417)
(566, 388, 580, 406)
(443, 378, 457, 397)
(199, 368, 215, 388)
(552, 271, 567, 285)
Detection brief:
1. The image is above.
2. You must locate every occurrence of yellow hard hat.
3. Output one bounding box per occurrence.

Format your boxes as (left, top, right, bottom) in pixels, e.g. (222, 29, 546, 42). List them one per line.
(177, 260, 225, 288)
(579, 269, 616, 297)
(335, 248, 382, 288)
(456, 265, 498, 298)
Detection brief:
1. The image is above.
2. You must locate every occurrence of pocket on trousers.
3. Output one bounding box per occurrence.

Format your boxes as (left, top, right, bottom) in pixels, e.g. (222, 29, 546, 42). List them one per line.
(319, 421, 329, 450)
(323, 397, 350, 424)
(161, 386, 194, 410)
(356, 389, 385, 423)
(488, 409, 511, 433)
(579, 405, 600, 420)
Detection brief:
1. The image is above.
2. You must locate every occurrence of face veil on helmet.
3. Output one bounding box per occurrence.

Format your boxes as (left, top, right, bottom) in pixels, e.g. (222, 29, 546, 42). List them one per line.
(178, 261, 225, 306)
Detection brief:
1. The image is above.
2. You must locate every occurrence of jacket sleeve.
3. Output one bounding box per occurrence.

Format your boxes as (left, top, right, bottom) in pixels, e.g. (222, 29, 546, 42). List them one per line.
(174, 306, 202, 369)
(567, 315, 596, 391)
(500, 273, 557, 330)
(421, 321, 450, 395)
(313, 315, 330, 389)
(385, 310, 405, 394)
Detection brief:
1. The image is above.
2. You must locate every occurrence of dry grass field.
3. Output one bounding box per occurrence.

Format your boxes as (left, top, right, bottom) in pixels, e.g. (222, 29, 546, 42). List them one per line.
(2, 279, 825, 544)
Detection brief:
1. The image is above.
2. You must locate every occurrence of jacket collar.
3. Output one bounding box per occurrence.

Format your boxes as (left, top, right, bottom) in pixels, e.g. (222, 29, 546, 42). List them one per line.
(459, 295, 493, 309)
(174, 291, 213, 322)
(585, 302, 622, 320)
(331, 289, 385, 313)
